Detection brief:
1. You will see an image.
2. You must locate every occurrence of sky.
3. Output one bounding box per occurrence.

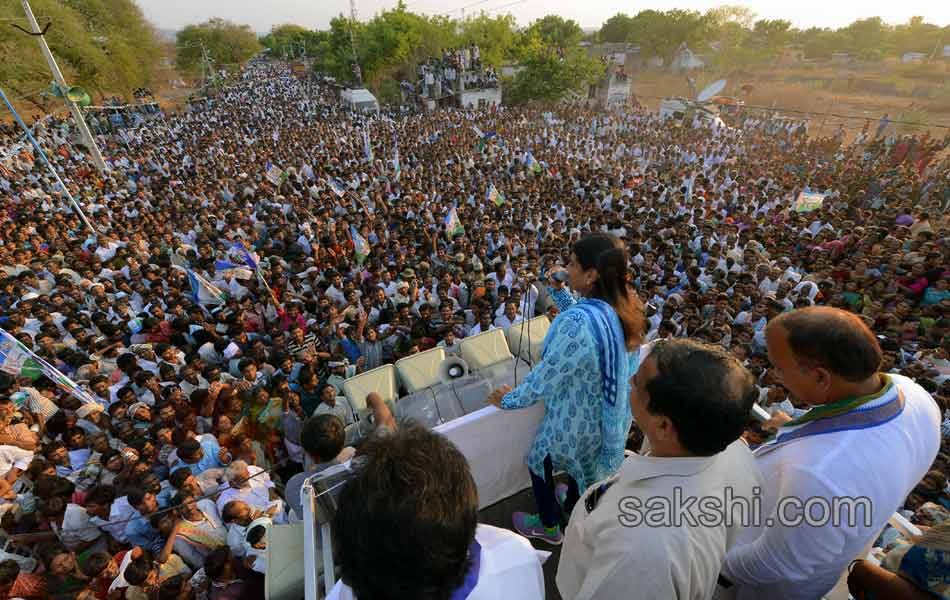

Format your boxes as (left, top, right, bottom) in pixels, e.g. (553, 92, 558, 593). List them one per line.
(135, 0, 950, 34)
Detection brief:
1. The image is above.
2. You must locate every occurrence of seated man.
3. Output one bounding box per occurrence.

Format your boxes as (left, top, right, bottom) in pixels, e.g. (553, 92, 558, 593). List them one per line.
(328, 424, 545, 599)
(557, 339, 763, 600)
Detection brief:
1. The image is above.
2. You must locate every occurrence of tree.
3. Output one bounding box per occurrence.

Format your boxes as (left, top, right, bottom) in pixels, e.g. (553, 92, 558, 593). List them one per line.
(458, 14, 519, 67)
(705, 5, 755, 52)
(0, 0, 162, 107)
(842, 17, 891, 59)
(507, 34, 603, 104)
(176, 18, 261, 78)
(705, 5, 756, 29)
(598, 13, 637, 43)
(522, 15, 583, 50)
(629, 9, 713, 63)
(751, 19, 792, 53)
(260, 24, 322, 60)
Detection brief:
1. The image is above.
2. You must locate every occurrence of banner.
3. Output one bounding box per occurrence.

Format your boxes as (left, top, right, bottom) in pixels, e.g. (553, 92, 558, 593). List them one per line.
(0, 329, 97, 404)
(524, 151, 542, 173)
(794, 191, 825, 213)
(327, 177, 347, 198)
(350, 226, 370, 264)
(0, 331, 42, 380)
(266, 165, 285, 186)
(444, 206, 465, 237)
(487, 183, 505, 207)
(363, 128, 373, 162)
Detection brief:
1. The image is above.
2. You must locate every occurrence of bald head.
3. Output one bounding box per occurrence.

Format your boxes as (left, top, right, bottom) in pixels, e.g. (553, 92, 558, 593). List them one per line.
(769, 306, 882, 383)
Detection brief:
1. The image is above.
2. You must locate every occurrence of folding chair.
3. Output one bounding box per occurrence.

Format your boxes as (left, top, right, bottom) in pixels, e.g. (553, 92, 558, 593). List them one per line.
(395, 347, 446, 394)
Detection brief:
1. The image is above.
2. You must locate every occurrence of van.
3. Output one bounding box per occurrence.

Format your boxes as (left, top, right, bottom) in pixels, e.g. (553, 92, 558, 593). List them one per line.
(341, 88, 379, 115)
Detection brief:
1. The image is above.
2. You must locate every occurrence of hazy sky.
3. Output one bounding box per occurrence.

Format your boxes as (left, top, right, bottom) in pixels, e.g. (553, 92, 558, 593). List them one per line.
(135, 0, 950, 33)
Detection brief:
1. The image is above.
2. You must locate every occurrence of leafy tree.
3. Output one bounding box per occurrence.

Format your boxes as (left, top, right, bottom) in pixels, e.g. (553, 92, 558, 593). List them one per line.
(841, 17, 891, 58)
(176, 18, 261, 78)
(705, 6, 754, 53)
(751, 19, 792, 54)
(522, 15, 584, 49)
(458, 14, 520, 67)
(598, 13, 637, 43)
(507, 34, 603, 104)
(0, 0, 161, 108)
(261, 24, 323, 60)
(705, 5, 756, 29)
(629, 9, 713, 63)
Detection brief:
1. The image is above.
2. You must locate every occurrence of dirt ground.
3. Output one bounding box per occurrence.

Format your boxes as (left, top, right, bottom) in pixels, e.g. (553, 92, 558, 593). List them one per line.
(630, 61, 950, 140)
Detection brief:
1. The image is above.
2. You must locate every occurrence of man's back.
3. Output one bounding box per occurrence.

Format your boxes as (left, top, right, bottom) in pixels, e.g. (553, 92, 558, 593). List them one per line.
(557, 440, 763, 600)
(724, 373, 941, 599)
(327, 524, 545, 600)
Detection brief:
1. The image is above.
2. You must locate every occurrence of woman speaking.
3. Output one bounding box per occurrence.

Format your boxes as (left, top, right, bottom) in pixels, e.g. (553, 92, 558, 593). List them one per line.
(489, 232, 645, 545)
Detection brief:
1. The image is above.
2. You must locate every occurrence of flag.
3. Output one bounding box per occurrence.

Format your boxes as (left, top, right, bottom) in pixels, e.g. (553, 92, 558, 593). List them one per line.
(392, 145, 401, 180)
(266, 165, 285, 186)
(173, 265, 227, 305)
(327, 177, 347, 198)
(232, 242, 281, 306)
(473, 126, 496, 153)
(444, 206, 465, 237)
(0, 330, 42, 380)
(486, 183, 505, 207)
(0, 329, 97, 404)
(363, 128, 373, 162)
(350, 226, 370, 264)
(214, 260, 252, 280)
(524, 151, 542, 173)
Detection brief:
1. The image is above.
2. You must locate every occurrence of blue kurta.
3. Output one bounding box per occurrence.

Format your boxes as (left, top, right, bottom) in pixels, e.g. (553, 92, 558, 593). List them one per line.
(501, 302, 640, 491)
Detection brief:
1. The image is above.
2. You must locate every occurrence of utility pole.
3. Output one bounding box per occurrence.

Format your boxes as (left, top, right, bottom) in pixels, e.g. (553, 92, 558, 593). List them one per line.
(349, 0, 363, 87)
(199, 41, 217, 91)
(21, 0, 107, 173)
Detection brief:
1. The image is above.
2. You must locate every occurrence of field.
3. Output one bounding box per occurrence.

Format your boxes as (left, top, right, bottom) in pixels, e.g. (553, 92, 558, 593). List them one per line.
(630, 59, 950, 139)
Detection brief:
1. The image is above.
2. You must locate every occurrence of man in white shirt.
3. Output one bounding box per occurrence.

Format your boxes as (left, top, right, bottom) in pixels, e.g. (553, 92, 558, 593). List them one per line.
(721, 307, 941, 600)
(557, 339, 763, 600)
(493, 301, 524, 329)
(215, 460, 286, 523)
(327, 425, 545, 600)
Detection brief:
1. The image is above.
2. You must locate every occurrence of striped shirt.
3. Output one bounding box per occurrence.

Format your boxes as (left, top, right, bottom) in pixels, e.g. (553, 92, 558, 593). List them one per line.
(286, 333, 319, 359)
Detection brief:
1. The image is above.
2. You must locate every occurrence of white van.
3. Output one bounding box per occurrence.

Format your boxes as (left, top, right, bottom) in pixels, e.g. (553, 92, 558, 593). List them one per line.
(659, 97, 689, 121)
(341, 88, 379, 115)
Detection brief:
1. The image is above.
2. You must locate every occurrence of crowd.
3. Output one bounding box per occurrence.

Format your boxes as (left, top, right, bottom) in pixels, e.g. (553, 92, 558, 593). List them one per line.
(416, 43, 497, 100)
(0, 58, 947, 599)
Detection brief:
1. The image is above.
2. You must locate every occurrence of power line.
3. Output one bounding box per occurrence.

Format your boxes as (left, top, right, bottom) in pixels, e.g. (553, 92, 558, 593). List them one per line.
(483, 0, 526, 14)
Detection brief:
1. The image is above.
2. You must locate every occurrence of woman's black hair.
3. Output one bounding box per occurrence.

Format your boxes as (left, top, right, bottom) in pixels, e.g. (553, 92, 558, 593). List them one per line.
(572, 232, 646, 350)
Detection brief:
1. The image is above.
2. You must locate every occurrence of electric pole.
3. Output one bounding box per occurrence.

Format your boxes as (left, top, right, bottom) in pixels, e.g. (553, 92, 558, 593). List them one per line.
(21, 0, 108, 173)
(349, 0, 363, 87)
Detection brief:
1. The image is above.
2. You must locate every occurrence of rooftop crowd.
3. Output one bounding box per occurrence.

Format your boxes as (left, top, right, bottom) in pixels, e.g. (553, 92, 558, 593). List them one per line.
(0, 59, 947, 599)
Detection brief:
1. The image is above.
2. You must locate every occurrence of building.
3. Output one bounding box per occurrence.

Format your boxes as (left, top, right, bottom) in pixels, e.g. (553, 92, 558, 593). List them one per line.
(901, 52, 928, 64)
(585, 43, 640, 109)
(409, 47, 502, 111)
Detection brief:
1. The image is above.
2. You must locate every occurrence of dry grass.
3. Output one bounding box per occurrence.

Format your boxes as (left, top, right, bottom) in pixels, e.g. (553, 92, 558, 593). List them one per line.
(630, 62, 950, 138)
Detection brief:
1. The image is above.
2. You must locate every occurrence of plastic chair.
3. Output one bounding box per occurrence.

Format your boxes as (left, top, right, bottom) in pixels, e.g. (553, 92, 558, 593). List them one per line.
(459, 328, 513, 369)
(395, 347, 446, 394)
(341, 364, 397, 413)
(505, 316, 551, 365)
